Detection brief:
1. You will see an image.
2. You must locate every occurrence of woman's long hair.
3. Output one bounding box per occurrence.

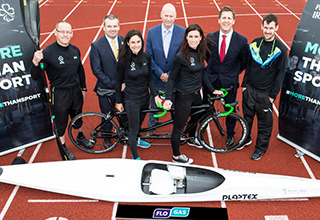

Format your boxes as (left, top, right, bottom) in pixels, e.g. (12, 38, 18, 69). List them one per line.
(180, 24, 208, 64)
(119, 29, 144, 66)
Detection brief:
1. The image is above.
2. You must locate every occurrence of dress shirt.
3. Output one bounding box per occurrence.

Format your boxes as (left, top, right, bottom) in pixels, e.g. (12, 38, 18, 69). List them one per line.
(162, 23, 174, 56)
(105, 35, 119, 51)
(218, 29, 233, 55)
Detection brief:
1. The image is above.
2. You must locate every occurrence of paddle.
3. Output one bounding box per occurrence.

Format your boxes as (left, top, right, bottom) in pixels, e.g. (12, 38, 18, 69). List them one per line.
(20, 0, 74, 160)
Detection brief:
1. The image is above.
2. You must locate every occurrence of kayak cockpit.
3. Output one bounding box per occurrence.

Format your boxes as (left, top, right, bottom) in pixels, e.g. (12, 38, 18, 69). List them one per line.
(141, 163, 225, 195)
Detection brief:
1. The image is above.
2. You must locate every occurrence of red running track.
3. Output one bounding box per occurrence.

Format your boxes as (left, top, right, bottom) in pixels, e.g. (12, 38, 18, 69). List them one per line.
(1, 0, 320, 219)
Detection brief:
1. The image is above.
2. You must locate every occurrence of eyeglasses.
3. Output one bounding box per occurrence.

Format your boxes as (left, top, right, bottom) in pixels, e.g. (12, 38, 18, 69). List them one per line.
(56, 29, 72, 35)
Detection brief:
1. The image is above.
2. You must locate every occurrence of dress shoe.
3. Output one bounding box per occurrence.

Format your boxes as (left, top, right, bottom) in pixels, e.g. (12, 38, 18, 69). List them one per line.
(103, 138, 112, 149)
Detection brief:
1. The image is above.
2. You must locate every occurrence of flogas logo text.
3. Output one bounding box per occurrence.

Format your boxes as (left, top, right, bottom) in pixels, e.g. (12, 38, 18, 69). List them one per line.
(153, 207, 190, 218)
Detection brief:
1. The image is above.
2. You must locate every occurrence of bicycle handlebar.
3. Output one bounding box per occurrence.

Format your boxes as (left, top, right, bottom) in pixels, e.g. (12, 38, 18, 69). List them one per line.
(153, 103, 167, 118)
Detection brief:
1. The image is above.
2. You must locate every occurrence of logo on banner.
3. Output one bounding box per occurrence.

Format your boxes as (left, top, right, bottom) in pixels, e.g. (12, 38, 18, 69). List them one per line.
(0, 3, 15, 22)
(153, 207, 190, 218)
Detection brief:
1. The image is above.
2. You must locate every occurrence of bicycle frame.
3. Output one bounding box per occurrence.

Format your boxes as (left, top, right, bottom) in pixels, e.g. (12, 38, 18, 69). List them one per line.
(97, 91, 227, 141)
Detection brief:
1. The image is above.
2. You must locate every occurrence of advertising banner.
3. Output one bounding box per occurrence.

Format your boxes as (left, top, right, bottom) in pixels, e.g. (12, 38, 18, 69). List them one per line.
(278, 0, 320, 162)
(0, 0, 54, 156)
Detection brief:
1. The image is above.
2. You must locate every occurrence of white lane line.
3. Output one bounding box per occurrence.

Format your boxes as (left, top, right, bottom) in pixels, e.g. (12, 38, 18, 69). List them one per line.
(142, 0, 151, 39)
(40, 0, 84, 48)
(28, 199, 99, 203)
(39, 12, 302, 37)
(265, 215, 289, 220)
(81, 0, 118, 64)
(211, 0, 220, 11)
(180, 0, 188, 27)
(111, 202, 119, 220)
(39, 0, 50, 8)
(275, 0, 301, 20)
(244, 0, 290, 50)
(0, 143, 42, 220)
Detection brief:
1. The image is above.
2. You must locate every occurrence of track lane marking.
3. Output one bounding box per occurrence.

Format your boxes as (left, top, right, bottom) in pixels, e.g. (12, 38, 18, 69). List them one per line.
(0, 144, 42, 220)
(274, 0, 300, 20)
(40, 0, 84, 48)
(81, 0, 118, 64)
(28, 199, 99, 203)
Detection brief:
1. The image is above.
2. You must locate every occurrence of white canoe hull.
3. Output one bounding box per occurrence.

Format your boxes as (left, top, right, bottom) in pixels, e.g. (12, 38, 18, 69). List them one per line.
(0, 159, 319, 202)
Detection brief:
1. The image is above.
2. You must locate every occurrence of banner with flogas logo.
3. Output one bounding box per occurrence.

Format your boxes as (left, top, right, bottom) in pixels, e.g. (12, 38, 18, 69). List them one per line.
(116, 204, 228, 219)
(278, 0, 320, 162)
(0, 0, 53, 156)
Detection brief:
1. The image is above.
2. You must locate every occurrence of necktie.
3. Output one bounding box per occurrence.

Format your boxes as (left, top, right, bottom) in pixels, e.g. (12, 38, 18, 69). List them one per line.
(220, 35, 226, 62)
(112, 39, 118, 61)
(163, 29, 170, 58)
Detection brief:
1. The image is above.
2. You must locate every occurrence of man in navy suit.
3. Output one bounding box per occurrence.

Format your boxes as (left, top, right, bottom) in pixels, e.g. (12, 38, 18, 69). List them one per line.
(90, 14, 125, 148)
(145, 3, 185, 137)
(204, 6, 249, 147)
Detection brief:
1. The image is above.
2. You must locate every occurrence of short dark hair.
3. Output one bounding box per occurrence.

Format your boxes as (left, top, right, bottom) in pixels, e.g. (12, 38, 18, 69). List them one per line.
(219, 6, 236, 19)
(103, 14, 119, 26)
(262, 14, 278, 26)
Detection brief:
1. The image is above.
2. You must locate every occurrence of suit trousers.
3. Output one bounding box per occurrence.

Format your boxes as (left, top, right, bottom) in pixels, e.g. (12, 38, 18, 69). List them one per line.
(242, 85, 273, 153)
(203, 80, 237, 137)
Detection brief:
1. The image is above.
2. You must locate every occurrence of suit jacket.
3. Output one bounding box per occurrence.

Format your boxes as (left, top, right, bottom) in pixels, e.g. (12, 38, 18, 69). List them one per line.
(145, 23, 185, 88)
(90, 35, 124, 92)
(206, 30, 249, 91)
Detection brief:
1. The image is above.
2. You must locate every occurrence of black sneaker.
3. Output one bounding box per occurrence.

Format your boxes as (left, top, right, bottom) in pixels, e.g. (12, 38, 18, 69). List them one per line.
(77, 132, 93, 149)
(172, 154, 193, 164)
(63, 145, 76, 160)
(250, 150, 264, 160)
(226, 136, 234, 147)
(186, 138, 202, 148)
(237, 138, 252, 150)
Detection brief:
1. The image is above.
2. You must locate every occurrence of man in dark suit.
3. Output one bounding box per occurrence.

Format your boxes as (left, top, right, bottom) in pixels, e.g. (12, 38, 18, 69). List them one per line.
(90, 14, 125, 148)
(204, 6, 249, 147)
(145, 3, 185, 139)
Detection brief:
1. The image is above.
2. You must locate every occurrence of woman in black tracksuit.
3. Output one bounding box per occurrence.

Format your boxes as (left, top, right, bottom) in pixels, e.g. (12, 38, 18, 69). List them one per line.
(163, 24, 224, 164)
(115, 29, 161, 160)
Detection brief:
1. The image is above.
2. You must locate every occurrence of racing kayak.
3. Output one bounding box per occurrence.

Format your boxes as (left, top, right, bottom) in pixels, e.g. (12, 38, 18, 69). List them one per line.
(0, 158, 319, 202)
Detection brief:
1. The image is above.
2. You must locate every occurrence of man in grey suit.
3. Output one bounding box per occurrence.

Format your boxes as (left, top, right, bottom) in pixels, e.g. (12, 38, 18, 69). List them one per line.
(204, 6, 249, 148)
(90, 14, 125, 148)
(145, 3, 185, 138)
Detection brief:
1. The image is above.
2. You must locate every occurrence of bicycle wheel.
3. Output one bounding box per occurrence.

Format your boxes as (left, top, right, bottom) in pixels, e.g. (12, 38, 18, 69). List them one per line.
(197, 112, 249, 153)
(68, 111, 121, 154)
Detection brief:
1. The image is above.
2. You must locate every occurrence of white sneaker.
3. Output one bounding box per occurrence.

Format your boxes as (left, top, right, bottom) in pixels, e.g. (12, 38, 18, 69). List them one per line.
(172, 154, 193, 164)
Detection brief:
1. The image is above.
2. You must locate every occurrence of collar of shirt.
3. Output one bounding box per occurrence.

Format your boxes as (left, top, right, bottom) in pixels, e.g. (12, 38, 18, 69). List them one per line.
(219, 29, 233, 54)
(105, 35, 118, 50)
(162, 23, 174, 41)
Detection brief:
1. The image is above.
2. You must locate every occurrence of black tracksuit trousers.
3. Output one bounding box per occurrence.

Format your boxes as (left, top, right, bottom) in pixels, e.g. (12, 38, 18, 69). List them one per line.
(242, 85, 273, 153)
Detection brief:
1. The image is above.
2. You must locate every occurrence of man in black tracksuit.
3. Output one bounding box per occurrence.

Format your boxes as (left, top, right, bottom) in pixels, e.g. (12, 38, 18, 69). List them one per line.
(241, 14, 287, 160)
(31, 21, 91, 159)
